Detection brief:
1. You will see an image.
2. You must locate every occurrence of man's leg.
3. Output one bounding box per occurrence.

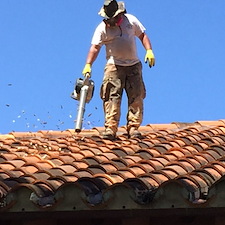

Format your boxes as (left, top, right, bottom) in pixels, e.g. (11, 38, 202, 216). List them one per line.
(100, 64, 125, 138)
(125, 62, 146, 137)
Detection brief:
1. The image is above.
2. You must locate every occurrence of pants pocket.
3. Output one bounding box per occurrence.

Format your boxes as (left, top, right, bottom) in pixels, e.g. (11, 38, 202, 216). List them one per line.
(100, 78, 122, 101)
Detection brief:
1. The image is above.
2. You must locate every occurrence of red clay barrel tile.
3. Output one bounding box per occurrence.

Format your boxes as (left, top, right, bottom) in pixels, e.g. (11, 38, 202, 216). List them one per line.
(0, 171, 11, 180)
(101, 163, 118, 173)
(147, 159, 164, 170)
(73, 160, 89, 169)
(204, 167, 222, 180)
(49, 158, 64, 166)
(185, 156, 203, 168)
(206, 149, 221, 160)
(0, 153, 18, 161)
(136, 150, 154, 159)
(102, 152, 118, 160)
(124, 155, 143, 163)
(128, 165, 146, 176)
(20, 164, 39, 174)
(164, 164, 187, 176)
(47, 168, 66, 177)
(93, 174, 114, 186)
(87, 165, 106, 175)
(212, 162, 225, 174)
(183, 146, 199, 154)
(189, 174, 210, 188)
(135, 161, 155, 173)
(0, 163, 16, 171)
(160, 169, 178, 179)
(35, 161, 54, 170)
(111, 159, 128, 169)
(178, 160, 196, 172)
(196, 121, 225, 127)
(115, 169, 136, 179)
(167, 148, 186, 158)
(211, 136, 225, 145)
(74, 169, 93, 178)
(4, 159, 25, 168)
(138, 174, 161, 188)
(60, 165, 77, 174)
(32, 172, 51, 180)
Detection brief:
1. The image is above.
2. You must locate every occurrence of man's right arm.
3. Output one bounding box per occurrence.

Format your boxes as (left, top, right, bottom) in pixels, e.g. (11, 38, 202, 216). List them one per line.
(82, 44, 101, 76)
(86, 44, 101, 65)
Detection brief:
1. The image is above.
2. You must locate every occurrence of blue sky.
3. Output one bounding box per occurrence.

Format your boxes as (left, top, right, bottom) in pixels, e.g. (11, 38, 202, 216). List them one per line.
(1, 0, 225, 134)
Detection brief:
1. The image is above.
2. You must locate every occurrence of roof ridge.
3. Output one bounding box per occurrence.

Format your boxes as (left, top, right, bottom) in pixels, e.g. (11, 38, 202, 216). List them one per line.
(1, 120, 225, 140)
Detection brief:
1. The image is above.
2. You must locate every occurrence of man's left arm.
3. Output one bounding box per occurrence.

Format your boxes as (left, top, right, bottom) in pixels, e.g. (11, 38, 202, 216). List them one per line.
(139, 32, 155, 68)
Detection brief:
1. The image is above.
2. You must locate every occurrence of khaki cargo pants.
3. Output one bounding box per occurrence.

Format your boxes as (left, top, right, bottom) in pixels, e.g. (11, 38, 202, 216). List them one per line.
(100, 62, 146, 134)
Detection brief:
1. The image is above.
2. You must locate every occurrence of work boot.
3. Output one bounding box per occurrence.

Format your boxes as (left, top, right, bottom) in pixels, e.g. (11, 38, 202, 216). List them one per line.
(102, 128, 116, 140)
(129, 127, 141, 138)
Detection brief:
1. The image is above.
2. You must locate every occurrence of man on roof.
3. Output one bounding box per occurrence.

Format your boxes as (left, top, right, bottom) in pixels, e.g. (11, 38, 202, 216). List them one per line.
(82, 0, 155, 140)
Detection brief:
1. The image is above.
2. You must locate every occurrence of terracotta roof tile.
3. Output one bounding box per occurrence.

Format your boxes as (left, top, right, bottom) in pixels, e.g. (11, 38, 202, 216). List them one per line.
(133, 161, 155, 173)
(22, 164, 39, 174)
(100, 162, 118, 172)
(128, 165, 147, 175)
(2, 120, 225, 211)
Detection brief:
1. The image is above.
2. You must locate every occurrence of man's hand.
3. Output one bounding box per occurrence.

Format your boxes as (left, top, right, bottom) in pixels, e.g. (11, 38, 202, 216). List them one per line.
(145, 49, 155, 68)
(82, 63, 92, 77)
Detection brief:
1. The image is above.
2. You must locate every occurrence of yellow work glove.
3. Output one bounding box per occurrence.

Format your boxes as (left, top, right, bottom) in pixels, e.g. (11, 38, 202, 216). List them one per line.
(145, 49, 155, 68)
(82, 63, 92, 77)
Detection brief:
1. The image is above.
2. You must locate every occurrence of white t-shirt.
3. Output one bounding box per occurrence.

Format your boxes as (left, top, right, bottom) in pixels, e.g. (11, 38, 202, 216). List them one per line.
(91, 14, 146, 66)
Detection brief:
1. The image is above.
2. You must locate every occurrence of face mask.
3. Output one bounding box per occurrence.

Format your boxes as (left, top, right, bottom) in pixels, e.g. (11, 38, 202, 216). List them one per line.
(104, 14, 123, 27)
